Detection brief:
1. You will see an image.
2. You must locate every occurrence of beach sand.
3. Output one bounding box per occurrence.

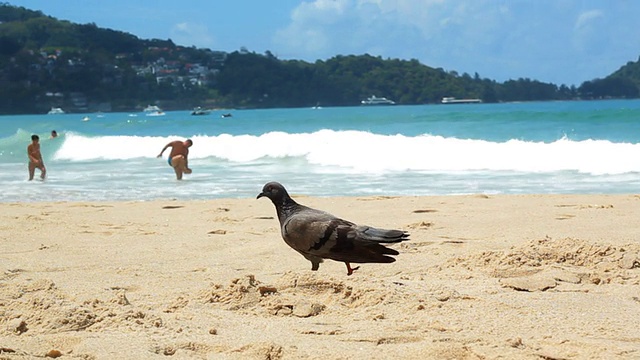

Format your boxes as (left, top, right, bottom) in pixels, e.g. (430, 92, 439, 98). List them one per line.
(1, 194, 639, 359)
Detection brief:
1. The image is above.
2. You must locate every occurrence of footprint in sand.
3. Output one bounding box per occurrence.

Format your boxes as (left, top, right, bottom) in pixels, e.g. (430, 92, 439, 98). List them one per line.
(207, 229, 227, 235)
(407, 221, 434, 229)
(412, 209, 438, 213)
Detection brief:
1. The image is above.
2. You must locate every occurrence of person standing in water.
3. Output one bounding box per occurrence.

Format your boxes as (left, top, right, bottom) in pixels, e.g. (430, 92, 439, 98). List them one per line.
(157, 139, 193, 180)
(27, 134, 46, 180)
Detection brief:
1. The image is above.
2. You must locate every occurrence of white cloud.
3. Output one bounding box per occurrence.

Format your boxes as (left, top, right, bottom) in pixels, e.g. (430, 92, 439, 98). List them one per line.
(575, 9, 604, 30)
(274, 0, 354, 57)
(170, 22, 214, 48)
(276, 0, 512, 58)
(572, 9, 607, 55)
(274, 0, 449, 59)
(291, 0, 350, 24)
(272, 0, 640, 85)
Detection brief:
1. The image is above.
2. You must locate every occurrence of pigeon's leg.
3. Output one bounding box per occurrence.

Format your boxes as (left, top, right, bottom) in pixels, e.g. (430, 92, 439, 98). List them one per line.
(303, 254, 322, 271)
(310, 261, 319, 271)
(345, 262, 360, 276)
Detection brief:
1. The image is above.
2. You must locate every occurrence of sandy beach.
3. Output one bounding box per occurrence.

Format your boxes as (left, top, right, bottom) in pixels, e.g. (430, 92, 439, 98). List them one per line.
(1, 194, 639, 359)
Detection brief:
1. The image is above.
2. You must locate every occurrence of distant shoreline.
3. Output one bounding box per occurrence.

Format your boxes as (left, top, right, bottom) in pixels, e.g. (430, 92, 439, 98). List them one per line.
(4, 97, 639, 116)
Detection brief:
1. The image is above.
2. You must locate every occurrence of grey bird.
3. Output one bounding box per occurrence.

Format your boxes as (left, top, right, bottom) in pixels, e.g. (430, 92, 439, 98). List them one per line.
(257, 181, 409, 275)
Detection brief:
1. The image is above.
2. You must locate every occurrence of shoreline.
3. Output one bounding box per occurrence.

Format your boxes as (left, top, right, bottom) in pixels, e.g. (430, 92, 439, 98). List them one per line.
(2, 190, 640, 204)
(1, 194, 639, 359)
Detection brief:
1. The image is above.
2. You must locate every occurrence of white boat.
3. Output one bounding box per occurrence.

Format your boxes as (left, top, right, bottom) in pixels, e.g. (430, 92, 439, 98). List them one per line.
(143, 105, 162, 112)
(146, 110, 165, 117)
(361, 95, 395, 105)
(81, 116, 90, 122)
(191, 107, 211, 115)
(441, 97, 482, 104)
(47, 107, 65, 114)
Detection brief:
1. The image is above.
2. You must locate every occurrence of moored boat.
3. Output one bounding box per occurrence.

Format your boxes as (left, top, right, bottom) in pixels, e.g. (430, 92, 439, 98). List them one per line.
(191, 107, 211, 115)
(47, 107, 65, 114)
(145, 110, 165, 117)
(441, 97, 482, 104)
(143, 105, 162, 112)
(361, 95, 396, 105)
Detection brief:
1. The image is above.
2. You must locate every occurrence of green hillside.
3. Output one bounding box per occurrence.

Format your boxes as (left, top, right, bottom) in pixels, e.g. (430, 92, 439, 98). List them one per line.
(610, 57, 640, 87)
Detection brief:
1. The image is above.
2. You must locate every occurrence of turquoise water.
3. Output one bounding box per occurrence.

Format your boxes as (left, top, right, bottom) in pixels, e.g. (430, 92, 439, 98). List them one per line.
(2, 100, 640, 202)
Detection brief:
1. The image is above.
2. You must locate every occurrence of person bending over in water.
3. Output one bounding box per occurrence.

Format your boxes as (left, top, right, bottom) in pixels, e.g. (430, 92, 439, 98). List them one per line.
(27, 134, 46, 180)
(157, 139, 193, 180)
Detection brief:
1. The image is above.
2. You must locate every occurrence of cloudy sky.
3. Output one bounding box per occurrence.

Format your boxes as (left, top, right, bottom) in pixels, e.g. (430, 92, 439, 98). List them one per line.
(13, 0, 640, 86)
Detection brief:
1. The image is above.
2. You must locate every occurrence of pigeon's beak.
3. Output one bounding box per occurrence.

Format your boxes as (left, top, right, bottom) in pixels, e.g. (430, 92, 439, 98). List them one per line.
(256, 192, 265, 199)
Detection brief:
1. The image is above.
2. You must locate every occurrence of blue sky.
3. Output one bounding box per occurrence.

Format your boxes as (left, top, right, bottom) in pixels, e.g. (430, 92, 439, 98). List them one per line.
(12, 0, 640, 86)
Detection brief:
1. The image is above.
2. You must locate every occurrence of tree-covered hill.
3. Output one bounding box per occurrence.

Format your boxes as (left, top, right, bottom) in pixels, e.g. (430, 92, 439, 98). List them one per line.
(0, 4, 638, 114)
(611, 57, 640, 86)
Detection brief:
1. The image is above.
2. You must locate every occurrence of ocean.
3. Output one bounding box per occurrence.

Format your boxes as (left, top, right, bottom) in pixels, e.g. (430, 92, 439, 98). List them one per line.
(1, 100, 640, 202)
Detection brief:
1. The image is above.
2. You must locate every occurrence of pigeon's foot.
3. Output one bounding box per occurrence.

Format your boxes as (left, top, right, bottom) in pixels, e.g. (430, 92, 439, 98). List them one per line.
(345, 263, 360, 276)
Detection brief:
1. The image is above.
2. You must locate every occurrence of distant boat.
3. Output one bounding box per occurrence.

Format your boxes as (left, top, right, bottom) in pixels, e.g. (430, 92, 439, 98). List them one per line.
(221, 113, 233, 118)
(146, 110, 165, 117)
(441, 97, 482, 104)
(81, 116, 90, 122)
(191, 107, 211, 115)
(361, 95, 395, 105)
(143, 105, 162, 112)
(47, 107, 65, 114)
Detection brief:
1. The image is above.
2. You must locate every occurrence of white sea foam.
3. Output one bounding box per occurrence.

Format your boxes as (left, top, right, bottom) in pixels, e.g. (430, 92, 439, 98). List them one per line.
(52, 130, 640, 175)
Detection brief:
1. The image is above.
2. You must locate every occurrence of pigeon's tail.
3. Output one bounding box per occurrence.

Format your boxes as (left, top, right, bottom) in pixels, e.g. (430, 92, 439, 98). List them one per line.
(359, 226, 410, 243)
(341, 243, 399, 264)
(332, 227, 408, 265)
(369, 243, 400, 256)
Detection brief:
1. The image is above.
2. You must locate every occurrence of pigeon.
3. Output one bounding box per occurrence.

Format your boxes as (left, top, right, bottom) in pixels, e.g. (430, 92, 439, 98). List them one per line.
(257, 181, 409, 275)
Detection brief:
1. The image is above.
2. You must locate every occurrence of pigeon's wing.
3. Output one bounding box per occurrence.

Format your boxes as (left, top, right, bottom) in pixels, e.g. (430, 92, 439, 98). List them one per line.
(282, 209, 409, 264)
(280, 208, 342, 253)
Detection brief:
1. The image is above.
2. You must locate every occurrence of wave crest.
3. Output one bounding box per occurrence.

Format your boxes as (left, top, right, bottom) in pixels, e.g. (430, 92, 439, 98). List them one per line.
(38, 130, 640, 175)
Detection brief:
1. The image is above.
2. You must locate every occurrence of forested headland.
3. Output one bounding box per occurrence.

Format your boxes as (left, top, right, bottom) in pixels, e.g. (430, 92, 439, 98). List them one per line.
(1, 4, 640, 114)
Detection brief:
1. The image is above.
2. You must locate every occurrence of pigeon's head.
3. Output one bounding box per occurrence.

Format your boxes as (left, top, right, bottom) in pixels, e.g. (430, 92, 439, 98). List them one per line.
(257, 181, 291, 203)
